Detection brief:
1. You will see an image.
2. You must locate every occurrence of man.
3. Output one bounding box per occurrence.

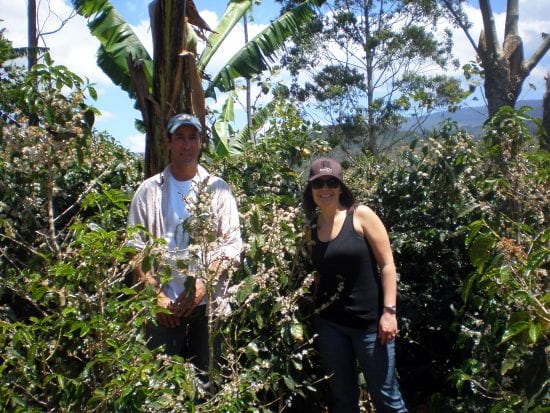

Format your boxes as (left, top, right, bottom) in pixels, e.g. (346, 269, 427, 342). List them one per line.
(127, 113, 241, 374)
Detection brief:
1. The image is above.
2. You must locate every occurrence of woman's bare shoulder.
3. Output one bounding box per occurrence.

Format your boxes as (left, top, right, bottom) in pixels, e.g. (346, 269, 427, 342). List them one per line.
(354, 204, 377, 220)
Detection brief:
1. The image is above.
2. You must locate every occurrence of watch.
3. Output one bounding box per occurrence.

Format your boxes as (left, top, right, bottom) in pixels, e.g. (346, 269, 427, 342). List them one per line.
(383, 305, 397, 315)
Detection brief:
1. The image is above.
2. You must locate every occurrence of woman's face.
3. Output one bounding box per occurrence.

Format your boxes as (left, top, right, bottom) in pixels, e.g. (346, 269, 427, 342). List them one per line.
(311, 176, 342, 208)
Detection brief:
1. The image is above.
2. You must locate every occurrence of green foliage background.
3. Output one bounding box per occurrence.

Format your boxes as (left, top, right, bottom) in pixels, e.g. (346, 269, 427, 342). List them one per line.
(1, 38, 548, 413)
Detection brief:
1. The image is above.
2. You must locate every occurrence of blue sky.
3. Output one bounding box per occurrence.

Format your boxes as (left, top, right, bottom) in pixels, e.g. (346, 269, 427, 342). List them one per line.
(1, 0, 549, 152)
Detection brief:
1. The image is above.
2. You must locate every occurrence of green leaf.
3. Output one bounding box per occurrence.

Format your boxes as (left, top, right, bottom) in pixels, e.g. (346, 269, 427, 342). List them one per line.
(490, 402, 514, 413)
(88, 86, 98, 100)
(141, 255, 155, 273)
(283, 375, 296, 391)
(500, 321, 529, 344)
(468, 233, 496, 270)
(461, 273, 478, 303)
(500, 349, 521, 375)
(236, 275, 255, 304)
(246, 341, 259, 357)
(528, 322, 541, 344)
(206, 0, 323, 96)
(199, 0, 253, 73)
(115, 287, 137, 296)
(71, 0, 152, 98)
(290, 321, 304, 341)
(31, 286, 48, 301)
(62, 306, 79, 317)
(212, 120, 230, 157)
(465, 220, 486, 248)
(234, 98, 279, 149)
(292, 359, 303, 371)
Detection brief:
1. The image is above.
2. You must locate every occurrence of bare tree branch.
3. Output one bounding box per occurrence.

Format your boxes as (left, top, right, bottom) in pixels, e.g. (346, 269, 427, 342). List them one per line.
(37, 0, 78, 37)
(54, 168, 112, 224)
(479, 0, 501, 58)
(523, 34, 550, 73)
(503, 0, 518, 38)
(440, 0, 480, 56)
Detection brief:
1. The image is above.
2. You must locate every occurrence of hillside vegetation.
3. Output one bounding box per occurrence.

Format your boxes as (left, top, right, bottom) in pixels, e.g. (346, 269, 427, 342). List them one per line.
(1, 57, 548, 412)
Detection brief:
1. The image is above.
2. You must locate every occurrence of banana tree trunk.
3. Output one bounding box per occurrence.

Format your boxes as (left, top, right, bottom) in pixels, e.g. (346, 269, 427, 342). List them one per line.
(132, 0, 206, 178)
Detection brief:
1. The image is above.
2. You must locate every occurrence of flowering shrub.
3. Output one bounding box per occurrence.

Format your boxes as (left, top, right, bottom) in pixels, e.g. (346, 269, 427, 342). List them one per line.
(199, 102, 330, 411)
(449, 107, 549, 412)
(1, 55, 547, 412)
(345, 123, 483, 409)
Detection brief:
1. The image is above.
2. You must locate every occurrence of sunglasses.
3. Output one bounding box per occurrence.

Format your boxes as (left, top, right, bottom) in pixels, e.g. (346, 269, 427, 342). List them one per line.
(311, 177, 340, 189)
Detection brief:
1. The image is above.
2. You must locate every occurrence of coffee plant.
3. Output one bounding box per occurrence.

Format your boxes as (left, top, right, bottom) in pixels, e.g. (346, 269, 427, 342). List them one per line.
(1, 49, 547, 412)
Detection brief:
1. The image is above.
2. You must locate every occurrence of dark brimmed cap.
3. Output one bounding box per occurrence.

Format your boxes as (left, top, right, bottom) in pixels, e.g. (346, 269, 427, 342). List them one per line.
(167, 113, 202, 135)
(308, 157, 343, 182)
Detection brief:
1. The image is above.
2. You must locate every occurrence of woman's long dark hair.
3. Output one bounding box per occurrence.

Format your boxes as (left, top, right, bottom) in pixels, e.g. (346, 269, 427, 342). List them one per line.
(302, 180, 356, 223)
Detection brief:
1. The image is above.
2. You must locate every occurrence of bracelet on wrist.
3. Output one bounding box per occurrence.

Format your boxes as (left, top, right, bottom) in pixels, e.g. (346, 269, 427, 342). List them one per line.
(383, 305, 397, 315)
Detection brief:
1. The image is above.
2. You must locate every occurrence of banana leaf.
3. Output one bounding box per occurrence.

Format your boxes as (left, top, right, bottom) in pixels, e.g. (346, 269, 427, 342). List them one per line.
(206, 0, 324, 97)
(71, 0, 152, 98)
(199, 0, 253, 73)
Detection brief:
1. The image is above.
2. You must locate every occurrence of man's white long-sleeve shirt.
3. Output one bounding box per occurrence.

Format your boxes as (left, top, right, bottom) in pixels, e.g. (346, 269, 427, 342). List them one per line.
(127, 164, 241, 300)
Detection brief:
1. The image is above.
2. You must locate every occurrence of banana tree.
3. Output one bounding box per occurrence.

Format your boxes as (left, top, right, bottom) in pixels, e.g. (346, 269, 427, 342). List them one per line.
(72, 0, 324, 177)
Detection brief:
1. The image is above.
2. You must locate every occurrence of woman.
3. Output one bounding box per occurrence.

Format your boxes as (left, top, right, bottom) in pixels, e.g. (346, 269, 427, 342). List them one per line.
(303, 157, 407, 413)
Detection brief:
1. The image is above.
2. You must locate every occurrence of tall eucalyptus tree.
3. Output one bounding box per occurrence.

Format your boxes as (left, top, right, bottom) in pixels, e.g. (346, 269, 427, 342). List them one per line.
(277, 0, 465, 156)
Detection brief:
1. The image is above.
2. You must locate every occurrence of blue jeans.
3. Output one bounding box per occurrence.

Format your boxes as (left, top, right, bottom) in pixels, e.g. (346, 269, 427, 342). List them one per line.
(315, 317, 408, 413)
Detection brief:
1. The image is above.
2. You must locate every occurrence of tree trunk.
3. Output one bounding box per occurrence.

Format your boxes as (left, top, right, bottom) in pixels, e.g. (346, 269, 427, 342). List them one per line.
(27, 0, 38, 70)
(148, 0, 186, 177)
(133, 0, 205, 178)
(244, 13, 254, 143)
(483, 57, 516, 116)
(477, 0, 550, 117)
(363, 0, 378, 157)
(478, 0, 523, 117)
(27, 0, 39, 127)
(542, 73, 550, 151)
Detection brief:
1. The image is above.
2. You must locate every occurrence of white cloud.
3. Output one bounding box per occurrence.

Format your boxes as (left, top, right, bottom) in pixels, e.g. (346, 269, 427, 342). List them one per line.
(96, 109, 115, 121)
(1, 0, 111, 85)
(2, 0, 547, 150)
(130, 18, 153, 56)
(196, 11, 269, 80)
(124, 133, 146, 153)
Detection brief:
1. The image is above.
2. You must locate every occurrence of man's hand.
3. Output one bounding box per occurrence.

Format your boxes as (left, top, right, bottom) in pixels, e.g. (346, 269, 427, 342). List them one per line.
(156, 292, 180, 328)
(173, 278, 206, 318)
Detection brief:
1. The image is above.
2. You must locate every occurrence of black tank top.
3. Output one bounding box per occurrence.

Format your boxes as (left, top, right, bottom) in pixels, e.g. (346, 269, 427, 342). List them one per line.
(311, 211, 382, 331)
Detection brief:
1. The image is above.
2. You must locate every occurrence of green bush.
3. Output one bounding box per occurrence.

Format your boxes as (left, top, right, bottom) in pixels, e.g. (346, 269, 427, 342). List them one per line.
(345, 123, 482, 409)
(450, 107, 549, 412)
(1, 56, 547, 412)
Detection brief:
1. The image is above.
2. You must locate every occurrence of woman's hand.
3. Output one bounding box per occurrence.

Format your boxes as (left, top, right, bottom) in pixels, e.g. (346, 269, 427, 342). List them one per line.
(379, 311, 399, 345)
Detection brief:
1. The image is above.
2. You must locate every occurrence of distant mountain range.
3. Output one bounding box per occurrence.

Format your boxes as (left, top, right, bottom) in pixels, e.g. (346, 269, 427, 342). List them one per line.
(401, 99, 543, 136)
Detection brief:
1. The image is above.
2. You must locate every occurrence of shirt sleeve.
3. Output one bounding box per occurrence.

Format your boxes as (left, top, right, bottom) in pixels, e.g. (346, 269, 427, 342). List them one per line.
(126, 183, 151, 251)
(209, 179, 242, 263)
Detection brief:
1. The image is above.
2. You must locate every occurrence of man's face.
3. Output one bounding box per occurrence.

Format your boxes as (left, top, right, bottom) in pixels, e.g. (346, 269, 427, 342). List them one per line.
(167, 125, 202, 167)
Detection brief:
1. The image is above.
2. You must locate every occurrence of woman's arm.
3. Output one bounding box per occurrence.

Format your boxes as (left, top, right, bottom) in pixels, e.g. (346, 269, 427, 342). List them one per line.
(355, 205, 399, 345)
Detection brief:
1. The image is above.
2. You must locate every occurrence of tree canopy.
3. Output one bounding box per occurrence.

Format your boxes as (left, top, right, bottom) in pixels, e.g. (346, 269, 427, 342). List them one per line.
(277, 0, 469, 155)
